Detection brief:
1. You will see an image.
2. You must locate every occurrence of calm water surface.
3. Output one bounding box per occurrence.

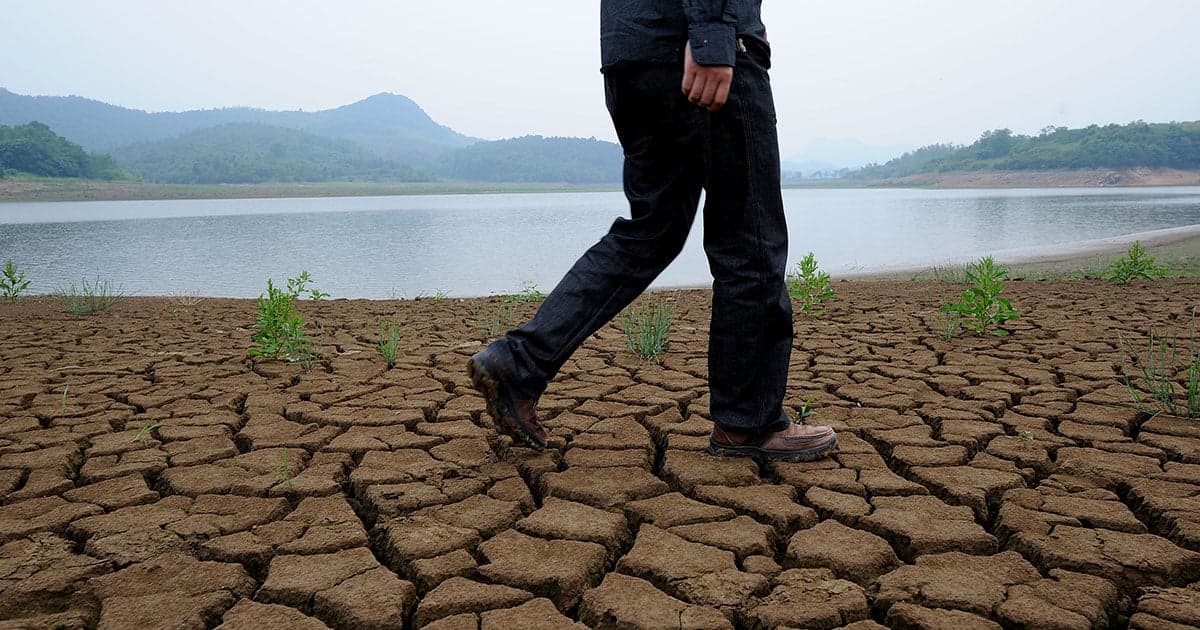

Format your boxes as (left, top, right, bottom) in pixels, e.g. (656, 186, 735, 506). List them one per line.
(2, 187, 1199, 298)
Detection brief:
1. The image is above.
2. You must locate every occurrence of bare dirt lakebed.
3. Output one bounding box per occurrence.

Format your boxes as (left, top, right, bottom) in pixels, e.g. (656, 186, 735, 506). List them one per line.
(2, 280, 1199, 629)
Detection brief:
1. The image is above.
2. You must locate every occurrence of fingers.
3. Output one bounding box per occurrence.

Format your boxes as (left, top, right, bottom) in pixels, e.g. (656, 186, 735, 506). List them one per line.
(682, 42, 696, 96)
(698, 76, 720, 110)
(687, 75, 708, 106)
(709, 75, 731, 112)
(682, 67, 697, 98)
(693, 73, 731, 112)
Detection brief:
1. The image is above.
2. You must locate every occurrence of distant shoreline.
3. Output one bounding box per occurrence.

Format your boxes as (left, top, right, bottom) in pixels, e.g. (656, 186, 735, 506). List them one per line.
(0, 179, 624, 203)
(3, 167, 1200, 203)
(836, 224, 1200, 281)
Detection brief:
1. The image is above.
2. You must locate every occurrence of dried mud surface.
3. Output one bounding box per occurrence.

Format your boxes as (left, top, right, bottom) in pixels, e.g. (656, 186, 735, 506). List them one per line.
(2, 280, 1198, 629)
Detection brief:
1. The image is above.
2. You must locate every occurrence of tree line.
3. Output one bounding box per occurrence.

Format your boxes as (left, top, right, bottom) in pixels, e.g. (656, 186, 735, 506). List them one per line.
(853, 120, 1200, 179)
(0, 122, 124, 179)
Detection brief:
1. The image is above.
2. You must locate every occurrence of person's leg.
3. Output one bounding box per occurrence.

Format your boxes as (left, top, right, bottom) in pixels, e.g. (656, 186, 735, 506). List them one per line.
(471, 65, 706, 447)
(701, 38, 794, 435)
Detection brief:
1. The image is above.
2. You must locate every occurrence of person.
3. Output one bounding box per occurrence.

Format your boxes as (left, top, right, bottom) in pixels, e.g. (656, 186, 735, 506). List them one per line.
(468, 0, 838, 462)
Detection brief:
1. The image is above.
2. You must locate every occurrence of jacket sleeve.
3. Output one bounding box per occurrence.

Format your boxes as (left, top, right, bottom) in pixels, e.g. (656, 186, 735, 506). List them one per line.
(683, 0, 737, 66)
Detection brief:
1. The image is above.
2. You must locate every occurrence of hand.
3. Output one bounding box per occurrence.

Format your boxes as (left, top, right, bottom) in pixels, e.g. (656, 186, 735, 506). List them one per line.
(682, 42, 733, 112)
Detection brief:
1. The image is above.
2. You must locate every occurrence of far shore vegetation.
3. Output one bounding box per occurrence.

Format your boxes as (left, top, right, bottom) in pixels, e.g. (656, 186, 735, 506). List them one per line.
(3, 99, 1200, 203)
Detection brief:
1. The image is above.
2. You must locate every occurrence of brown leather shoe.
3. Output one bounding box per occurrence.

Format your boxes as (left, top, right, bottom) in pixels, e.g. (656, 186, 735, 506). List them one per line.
(709, 422, 838, 462)
(467, 345, 549, 451)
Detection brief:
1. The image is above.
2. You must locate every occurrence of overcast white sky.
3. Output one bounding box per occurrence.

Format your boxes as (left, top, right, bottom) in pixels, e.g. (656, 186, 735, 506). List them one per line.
(2, 1, 1199, 157)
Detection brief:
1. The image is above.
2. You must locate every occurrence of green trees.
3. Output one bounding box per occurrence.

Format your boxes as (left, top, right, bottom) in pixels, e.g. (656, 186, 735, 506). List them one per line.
(854, 120, 1200, 178)
(112, 123, 433, 184)
(0, 122, 124, 179)
(438, 136, 623, 184)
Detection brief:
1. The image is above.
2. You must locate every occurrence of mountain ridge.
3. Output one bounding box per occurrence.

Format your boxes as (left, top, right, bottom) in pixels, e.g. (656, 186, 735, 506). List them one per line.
(0, 88, 475, 167)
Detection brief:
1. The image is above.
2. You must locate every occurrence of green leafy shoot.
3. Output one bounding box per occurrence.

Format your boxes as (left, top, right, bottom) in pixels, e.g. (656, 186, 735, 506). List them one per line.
(622, 299, 673, 360)
(56, 273, 123, 315)
(504, 282, 545, 305)
(59, 385, 68, 413)
(1, 260, 31, 302)
(787, 252, 835, 316)
(132, 419, 162, 443)
(277, 452, 295, 492)
(377, 320, 402, 369)
(287, 271, 329, 300)
(470, 301, 516, 342)
(250, 272, 326, 364)
(940, 256, 1019, 337)
(798, 397, 817, 421)
(1106, 241, 1167, 283)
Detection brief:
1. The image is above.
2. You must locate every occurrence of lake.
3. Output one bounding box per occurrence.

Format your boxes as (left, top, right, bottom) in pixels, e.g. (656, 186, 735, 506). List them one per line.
(2, 187, 1200, 298)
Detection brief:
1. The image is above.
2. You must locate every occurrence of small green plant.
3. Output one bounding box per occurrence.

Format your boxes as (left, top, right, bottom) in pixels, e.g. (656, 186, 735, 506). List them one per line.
(377, 319, 402, 369)
(132, 419, 162, 443)
(621, 299, 673, 360)
(470, 301, 516, 342)
(787, 252, 835, 315)
(938, 311, 962, 341)
(1106, 241, 1167, 283)
(797, 397, 817, 421)
(277, 452, 295, 492)
(1, 260, 31, 302)
(169, 291, 202, 308)
(504, 282, 545, 305)
(56, 274, 123, 315)
(415, 289, 448, 301)
(59, 385, 68, 414)
(920, 265, 970, 284)
(1121, 314, 1200, 419)
(940, 257, 1020, 337)
(249, 272, 326, 364)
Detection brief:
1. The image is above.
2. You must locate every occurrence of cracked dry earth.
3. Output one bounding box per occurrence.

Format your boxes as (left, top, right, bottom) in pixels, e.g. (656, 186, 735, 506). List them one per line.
(2, 280, 1199, 630)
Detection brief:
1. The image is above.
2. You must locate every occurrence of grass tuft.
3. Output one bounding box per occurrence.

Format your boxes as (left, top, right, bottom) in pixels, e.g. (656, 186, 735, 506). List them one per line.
(470, 301, 515, 342)
(622, 299, 673, 360)
(132, 419, 162, 443)
(56, 273, 123, 315)
(377, 319, 402, 369)
(504, 282, 545, 305)
(277, 452, 295, 493)
(1121, 311, 1200, 419)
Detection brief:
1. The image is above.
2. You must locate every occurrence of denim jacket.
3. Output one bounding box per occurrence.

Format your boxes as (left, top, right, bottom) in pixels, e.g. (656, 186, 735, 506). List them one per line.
(600, 0, 767, 72)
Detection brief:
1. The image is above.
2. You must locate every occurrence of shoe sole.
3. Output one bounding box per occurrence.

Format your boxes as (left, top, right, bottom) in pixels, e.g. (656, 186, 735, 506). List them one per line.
(708, 433, 839, 462)
(467, 355, 547, 452)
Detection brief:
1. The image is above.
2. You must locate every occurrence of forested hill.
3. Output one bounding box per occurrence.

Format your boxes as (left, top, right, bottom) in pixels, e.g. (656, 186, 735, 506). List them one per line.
(111, 123, 432, 184)
(854, 120, 1200, 179)
(0, 122, 124, 179)
(0, 88, 625, 184)
(439, 136, 623, 184)
(0, 89, 474, 168)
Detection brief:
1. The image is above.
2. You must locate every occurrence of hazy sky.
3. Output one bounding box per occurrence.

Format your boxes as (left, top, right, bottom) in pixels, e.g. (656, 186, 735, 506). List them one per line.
(2, 1, 1199, 157)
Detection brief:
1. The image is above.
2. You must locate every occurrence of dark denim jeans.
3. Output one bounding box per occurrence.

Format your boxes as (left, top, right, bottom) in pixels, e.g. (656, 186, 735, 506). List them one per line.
(495, 39, 792, 433)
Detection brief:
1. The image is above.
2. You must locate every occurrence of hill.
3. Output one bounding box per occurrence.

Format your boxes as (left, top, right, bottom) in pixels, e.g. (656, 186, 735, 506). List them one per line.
(439, 135, 622, 183)
(111, 122, 432, 184)
(0, 121, 123, 179)
(854, 120, 1200, 180)
(0, 88, 627, 186)
(0, 89, 474, 168)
